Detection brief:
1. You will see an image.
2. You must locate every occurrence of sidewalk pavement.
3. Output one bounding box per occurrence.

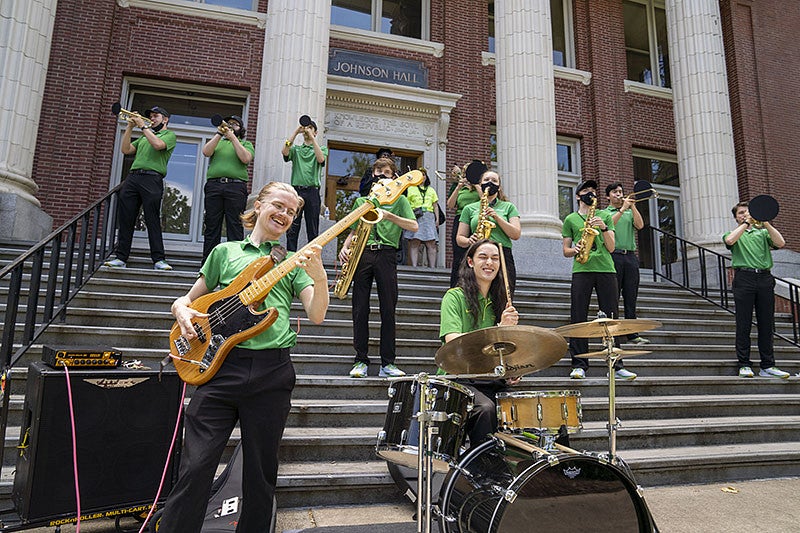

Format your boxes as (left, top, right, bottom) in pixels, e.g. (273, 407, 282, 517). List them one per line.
(15, 477, 800, 532)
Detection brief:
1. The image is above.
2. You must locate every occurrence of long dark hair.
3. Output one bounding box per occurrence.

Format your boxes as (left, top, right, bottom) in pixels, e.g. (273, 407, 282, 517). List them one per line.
(457, 239, 508, 329)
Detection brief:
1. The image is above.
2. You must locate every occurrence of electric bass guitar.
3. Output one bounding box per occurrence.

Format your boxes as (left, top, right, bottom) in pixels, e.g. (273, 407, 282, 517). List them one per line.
(168, 170, 425, 386)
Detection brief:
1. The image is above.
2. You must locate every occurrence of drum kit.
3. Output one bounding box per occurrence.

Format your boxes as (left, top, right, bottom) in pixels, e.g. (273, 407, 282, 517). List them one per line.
(375, 319, 662, 533)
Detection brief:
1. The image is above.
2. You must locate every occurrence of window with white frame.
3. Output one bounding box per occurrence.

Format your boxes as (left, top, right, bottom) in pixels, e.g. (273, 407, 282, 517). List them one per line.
(624, 0, 670, 88)
(195, 0, 256, 10)
(332, 0, 428, 40)
(488, 0, 574, 68)
(557, 138, 581, 220)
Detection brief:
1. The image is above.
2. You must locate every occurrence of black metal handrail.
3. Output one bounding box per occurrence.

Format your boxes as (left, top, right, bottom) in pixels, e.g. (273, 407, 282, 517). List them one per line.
(645, 225, 800, 348)
(0, 184, 121, 472)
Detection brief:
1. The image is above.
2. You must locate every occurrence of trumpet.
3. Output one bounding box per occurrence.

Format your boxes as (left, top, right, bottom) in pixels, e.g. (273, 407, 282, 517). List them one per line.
(111, 103, 152, 127)
(211, 114, 232, 135)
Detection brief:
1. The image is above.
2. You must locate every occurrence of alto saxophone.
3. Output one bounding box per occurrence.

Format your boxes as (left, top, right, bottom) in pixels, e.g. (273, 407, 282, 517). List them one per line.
(474, 188, 496, 240)
(333, 208, 383, 299)
(575, 197, 599, 264)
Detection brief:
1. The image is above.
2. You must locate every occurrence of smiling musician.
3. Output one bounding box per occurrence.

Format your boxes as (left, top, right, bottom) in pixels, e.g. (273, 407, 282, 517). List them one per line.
(156, 182, 329, 533)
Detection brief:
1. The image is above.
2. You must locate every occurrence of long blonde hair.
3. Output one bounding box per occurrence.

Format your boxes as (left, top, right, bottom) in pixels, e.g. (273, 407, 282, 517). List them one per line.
(240, 182, 304, 229)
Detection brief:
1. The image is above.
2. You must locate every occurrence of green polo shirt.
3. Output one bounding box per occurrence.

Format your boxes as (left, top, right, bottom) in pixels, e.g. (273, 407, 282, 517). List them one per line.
(284, 143, 328, 187)
(448, 183, 481, 216)
(350, 195, 415, 248)
(200, 237, 314, 350)
(130, 129, 177, 175)
(407, 185, 439, 212)
(562, 210, 616, 273)
(207, 139, 255, 181)
(723, 228, 776, 270)
(459, 199, 519, 248)
(602, 206, 636, 251)
(439, 287, 496, 341)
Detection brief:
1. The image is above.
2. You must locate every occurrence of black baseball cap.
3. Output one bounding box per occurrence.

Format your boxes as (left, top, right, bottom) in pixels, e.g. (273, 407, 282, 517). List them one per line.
(224, 115, 243, 126)
(575, 179, 598, 194)
(144, 106, 170, 118)
(376, 147, 393, 158)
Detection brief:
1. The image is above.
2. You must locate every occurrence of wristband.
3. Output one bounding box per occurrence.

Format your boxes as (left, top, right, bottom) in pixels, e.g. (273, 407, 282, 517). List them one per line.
(141, 126, 150, 131)
(600, 227, 608, 232)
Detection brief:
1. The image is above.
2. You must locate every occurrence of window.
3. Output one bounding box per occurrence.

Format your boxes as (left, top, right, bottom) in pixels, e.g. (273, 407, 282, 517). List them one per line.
(332, 0, 426, 39)
(624, 0, 670, 88)
(488, 0, 573, 68)
(557, 138, 581, 220)
(197, 0, 255, 9)
(632, 150, 680, 270)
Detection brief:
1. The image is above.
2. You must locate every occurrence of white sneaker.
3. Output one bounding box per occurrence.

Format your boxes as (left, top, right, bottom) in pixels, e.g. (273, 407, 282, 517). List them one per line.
(614, 368, 638, 381)
(154, 260, 173, 271)
(758, 367, 789, 379)
(104, 258, 126, 268)
(349, 362, 368, 378)
(569, 368, 585, 379)
(738, 366, 755, 378)
(379, 364, 406, 377)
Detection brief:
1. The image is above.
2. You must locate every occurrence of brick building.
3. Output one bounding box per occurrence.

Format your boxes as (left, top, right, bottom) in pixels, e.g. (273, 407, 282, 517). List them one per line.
(1, 0, 798, 276)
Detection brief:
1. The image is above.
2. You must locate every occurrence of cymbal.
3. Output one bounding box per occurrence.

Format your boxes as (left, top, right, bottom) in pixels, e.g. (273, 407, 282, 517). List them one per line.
(435, 325, 567, 378)
(582, 347, 651, 359)
(555, 318, 661, 339)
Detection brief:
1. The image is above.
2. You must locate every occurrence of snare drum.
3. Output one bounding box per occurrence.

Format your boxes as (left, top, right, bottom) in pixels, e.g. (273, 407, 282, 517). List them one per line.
(439, 436, 658, 533)
(376, 376, 474, 473)
(496, 390, 582, 433)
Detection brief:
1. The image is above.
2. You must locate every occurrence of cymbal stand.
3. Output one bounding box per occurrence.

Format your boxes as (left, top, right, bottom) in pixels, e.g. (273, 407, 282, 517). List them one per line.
(414, 373, 436, 533)
(598, 327, 621, 463)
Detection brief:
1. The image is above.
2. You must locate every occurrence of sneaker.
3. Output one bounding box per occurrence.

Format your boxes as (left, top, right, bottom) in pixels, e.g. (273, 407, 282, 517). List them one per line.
(104, 258, 126, 268)
(569, 368, 585, 379)
(154, 260, 173, 271)
(628, 336, 651, 345)
(759, 367, 790, 379)
(738, 366, 755, 378)
(614, 368, 638, 380)
(349, 362, 368, 378)
(379, 364, 406, 377)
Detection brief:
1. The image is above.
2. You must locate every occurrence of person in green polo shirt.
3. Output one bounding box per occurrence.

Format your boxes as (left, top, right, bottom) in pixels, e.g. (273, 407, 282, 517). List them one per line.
(105, 105, 176, 271)
(603, 182, 649, 345)
(281, 117, 328, 251)
(440, 239, 519, 446)
(455, 170, 521, 295)
(201, 115, 255, 263)
(446, 160, 484, 287)
(723, 201, 789, 379)
(339, 157, 418, 378)
(158, 182, 329, 532)
(562, 179, 636, 380)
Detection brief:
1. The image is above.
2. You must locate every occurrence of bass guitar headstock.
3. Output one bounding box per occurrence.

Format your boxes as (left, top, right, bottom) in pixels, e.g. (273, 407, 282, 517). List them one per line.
(369, 170, 424, 207)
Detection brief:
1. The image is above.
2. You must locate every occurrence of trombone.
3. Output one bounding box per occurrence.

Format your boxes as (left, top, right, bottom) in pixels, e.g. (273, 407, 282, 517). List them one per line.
(111, 103, 153, 127)
(626, 181, 659, 203)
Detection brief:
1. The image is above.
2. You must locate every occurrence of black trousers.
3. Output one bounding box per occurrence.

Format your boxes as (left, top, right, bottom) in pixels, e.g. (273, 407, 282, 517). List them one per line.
(157, 347, 296, 533)
(569, 271, 624, 370)
(203, 179, 248, 262)
(733, 270, 776, 369)
(611, 251, 641, 341)
(286, 186, 320, 251)
(449, 214, 467, 288)
(457, 380, 508, 447)
(115, 170, 165, 262)
(352, 248, 398, 367)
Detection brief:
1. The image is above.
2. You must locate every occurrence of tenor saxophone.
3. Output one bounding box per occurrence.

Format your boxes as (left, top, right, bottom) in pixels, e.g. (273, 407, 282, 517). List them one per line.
(474, 188, 496, 240)
(575, 197, 599, 264)
(333, 209, 383, 299)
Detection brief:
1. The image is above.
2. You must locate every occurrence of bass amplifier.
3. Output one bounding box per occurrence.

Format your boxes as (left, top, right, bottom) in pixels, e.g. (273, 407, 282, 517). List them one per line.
(42, 345, 122, 368)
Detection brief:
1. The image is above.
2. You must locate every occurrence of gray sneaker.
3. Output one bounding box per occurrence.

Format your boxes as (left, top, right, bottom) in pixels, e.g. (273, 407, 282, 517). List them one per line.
(154, 260, 173, 271)
(759, 367, 790, 379)
(104, 258, 126, 268)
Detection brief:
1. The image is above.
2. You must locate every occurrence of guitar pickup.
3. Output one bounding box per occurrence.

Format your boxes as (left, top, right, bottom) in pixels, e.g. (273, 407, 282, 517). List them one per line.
(193, 322, 207, 343)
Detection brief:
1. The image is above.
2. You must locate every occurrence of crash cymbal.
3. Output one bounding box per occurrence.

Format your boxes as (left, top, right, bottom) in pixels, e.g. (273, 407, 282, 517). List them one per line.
(582, 347, 651, 359)
(435, 325, 567, 378)
(555, 318, 661, 339)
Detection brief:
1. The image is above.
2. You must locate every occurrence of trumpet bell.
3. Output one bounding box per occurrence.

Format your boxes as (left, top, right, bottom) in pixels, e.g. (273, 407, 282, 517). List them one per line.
(748, 194, 779, 223)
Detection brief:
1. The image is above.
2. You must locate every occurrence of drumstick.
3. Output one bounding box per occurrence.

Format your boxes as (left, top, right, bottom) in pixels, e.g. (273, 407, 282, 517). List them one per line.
(520, 430, 581, 455)
(493, 432, 550, 456)
(497, 243, 512, 305)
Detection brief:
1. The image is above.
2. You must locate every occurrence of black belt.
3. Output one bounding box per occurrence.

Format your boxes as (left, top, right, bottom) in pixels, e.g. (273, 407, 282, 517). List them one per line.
(735, 267, 771, 274)
(208, 177, 243, 184)
(294, 185, 320, 190)
(613, 250, 635, 255)
(367, 244, 397, 251)
(130, 169, 163, 177)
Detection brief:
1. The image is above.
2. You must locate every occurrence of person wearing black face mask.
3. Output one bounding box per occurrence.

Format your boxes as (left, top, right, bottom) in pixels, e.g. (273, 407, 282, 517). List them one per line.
(200, 115, 255, 263)
(359, 147, 395, 197)
(561, 180, 637, 380)
(105, 105, 176, 271)
(455, 170, 521, 295)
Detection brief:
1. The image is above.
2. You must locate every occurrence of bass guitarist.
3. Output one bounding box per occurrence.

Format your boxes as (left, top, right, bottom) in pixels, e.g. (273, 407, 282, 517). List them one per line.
(157, 181, 329, 532)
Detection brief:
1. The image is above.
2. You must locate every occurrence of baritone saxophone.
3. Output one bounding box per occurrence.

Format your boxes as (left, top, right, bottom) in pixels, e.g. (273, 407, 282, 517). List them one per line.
(333, 209, 384, 299)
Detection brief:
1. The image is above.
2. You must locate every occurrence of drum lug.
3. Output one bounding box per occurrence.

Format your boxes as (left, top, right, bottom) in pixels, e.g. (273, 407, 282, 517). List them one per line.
(546, 454, 560, 466)
(387, 386, 396, 398)
(503, 488, 518, 503)
(377, 430, 386, 444)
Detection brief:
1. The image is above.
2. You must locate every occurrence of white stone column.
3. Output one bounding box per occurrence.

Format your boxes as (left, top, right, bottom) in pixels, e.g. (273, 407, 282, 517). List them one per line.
(254, 0, 331, 191)
(494, 0, 563, 241)
(665, 0, 738, 250)
(0, 0, 56, 239)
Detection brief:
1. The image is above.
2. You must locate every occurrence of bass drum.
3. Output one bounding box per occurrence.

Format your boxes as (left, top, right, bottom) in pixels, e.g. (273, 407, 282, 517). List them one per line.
(439, 438, 658, 533)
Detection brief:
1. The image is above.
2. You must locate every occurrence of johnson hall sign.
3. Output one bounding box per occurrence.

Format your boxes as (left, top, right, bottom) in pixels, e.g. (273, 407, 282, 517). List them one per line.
(328, 48, 429, 89)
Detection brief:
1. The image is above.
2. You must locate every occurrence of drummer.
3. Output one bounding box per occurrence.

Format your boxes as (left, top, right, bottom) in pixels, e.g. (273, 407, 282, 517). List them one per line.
(439, 239, 519, 446)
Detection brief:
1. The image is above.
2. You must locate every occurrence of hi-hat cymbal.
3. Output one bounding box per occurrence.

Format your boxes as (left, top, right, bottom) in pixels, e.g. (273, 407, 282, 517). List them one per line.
(582, 347, 651, 359)
(555, 318, 661, 339)
(435, 325, 567, 378)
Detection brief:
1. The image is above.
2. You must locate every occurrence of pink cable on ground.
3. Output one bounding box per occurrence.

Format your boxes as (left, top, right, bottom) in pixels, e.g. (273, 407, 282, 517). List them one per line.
(138, 380, 187, 533)
(63, 365, 82, 532)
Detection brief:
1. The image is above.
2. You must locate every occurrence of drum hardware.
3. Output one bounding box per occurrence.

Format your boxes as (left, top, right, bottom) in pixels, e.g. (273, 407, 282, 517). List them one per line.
(435, 325, 568, 378)
(583, 347, 651, 359)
